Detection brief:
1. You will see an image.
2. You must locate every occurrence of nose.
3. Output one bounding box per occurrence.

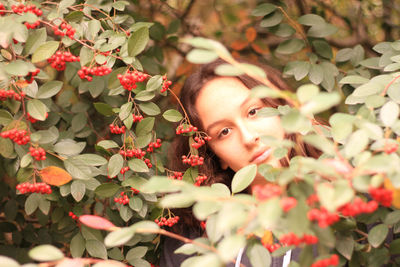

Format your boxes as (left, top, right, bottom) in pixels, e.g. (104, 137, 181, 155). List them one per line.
(239, 121, 259, 146)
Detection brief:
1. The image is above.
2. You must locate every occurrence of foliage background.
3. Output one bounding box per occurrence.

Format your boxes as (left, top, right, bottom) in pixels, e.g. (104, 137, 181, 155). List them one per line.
(2, 0, 400, 267)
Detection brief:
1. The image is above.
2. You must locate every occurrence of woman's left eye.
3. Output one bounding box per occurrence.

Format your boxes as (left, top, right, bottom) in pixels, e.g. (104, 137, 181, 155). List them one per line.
(248, 108, 259, 117)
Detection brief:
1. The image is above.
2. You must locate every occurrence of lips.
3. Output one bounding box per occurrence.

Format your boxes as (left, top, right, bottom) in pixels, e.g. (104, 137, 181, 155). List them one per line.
(251, 148, 272, 164)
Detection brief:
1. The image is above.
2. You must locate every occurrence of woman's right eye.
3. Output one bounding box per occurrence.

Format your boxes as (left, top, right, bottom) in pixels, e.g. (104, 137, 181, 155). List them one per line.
(218, 128, 230, 138)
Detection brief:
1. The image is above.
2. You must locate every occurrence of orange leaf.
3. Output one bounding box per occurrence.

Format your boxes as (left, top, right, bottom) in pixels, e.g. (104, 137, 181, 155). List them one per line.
(384, 178, 400, 208)
(79, 215, 117, 231)
(231, 40, 249, 51)
(251, 42, 270, 55)
(245, 27, 257, 43)
(261, 230, 273, 245)
(40, 166, 72, 186)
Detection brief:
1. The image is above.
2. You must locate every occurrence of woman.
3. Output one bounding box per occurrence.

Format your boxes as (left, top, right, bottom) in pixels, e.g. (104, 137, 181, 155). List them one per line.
(160, 58, 320, 267)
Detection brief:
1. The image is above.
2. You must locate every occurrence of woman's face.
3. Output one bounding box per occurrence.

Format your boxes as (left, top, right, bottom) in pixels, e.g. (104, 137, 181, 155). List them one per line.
(195, 77, 285, 177)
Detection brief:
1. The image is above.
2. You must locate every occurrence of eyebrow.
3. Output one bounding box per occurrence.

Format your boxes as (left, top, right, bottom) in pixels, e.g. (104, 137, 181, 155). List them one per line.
(205, 97, 254, 134)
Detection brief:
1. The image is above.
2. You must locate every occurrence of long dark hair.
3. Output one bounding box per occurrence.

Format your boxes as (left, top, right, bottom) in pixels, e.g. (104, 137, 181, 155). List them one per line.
(168, 58, 320, 232)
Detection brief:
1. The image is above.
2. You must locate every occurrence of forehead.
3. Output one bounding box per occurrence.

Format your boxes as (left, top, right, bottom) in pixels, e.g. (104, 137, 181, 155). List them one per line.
(195, 77, 251, 127)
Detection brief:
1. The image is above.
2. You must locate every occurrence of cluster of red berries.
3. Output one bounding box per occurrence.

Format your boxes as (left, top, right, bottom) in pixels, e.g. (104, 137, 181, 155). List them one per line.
(147, 139, 162, 152)
(27, 112, 48, 123)
(369, 186, 393, 207)
(53, 22, 76, 39)
(194, 175, 207, 186)
(263, 243, 281, 253)
(16, 182, 52, 194)
(144, 158, 152, 168)
(252, 184, 282, 201)
(68, 212, 79, 220)
(279, 233, 319, 246)
(114, 192, 129, 205)
(181, 155, 204, 166)
(155, 216, 180, 227)
(131, 187, 140, 194)
(384, 143, 398, 154)
(132, 114, 144, 122)
(25, 21, 41, 29)
(280, 197, 297, 212)
(29, 146, 46, 161)
(169, 171, 183, 180)
(0, 4, 5, 15)
(48, 51, 80, 71)
(117, 70, 149, 91)
(310, 254, 339, 267)
(120, 148, 146, 159)
(161, 76, 172, 93)
(1, 129, 30, 145)
(109, 124, 126, 134)
(338, 197, 378, 217)
(25, 69, 40, 84)
(306, 194, 319, 206)
(191, 136, 212, 149)
(307, 207, 340, 228)
(176, 125, 197, 135)
(0, 90, 25, 101)
(12, 4, 43, 16)
(120, 166, 130, 174)
(78, 66, 112, 81)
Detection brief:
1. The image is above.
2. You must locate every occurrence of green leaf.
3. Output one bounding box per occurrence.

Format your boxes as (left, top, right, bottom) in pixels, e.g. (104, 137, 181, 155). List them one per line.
(251, 3, 276, 16)
(27, 99, 47, 121)
(97, 140, 119, 149)
(5, 60, 31, 76)
(260, 11, 283, 27)
(368, 224, 389, 248)
(218, 235, 246, 263)
(104, 227, 135, 247)
(187, 49, 218, 64)
(70, 233, 86, 258)
(29, 245, 64, 261)
(215, 64, 244, 76)
(298, 14, 325, 26)
(303, 134, 335, 155)
(258, 198, 282, 229)
(24, 28, 47, 55)
(128, 27, 149, 56)
(308, 64, 324, 85)
(247, 243, 272, 267)
(129, 196, 143, 212)
(344, 129, 369, 158)
(307, 23, 338, 38)
(73, 154, 107, 166)
(94, 102, 114, 116)
(36, 81, 63, 99)
(71, 180, 86, 202)
(281, 110, 311, 134)
(126, 246, 148, 262)
(136, 117, 155, 135)
(135, 90, 155, 101)
(312, 40, 333, 59)
(384, 210, 400, 225)
(0, 256, 20, 267)
(145, 75, 162, 91)
(108, 154, 124, 178)
(54, 140, 86, 156)
(32, 41, 59, 63)
(71, 113, 87, 132)
(95, 183, 121, 198)
(25, 193, 40, 215)
(336, 48, 353, 62)
(296, 84, 319, 104)
(300, 92, 341, 115)
(380, 101, 399, 127)
(339, 75, 369, 84)
(86, 240, 107, 260)
(0, 110, 13, 126)
(139, 102, 160, 115)
(119, 102, 132, 121)
(335, 234, 354, 260)
(128, 158, 149, 173)
(80, 46, 94, 67)
(181, 254, 221, 267)
(329, 113, 355, 142)
(163, 109, 183, 122)
(276, 39, 305, 54)
(231, 164, 257, 194)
